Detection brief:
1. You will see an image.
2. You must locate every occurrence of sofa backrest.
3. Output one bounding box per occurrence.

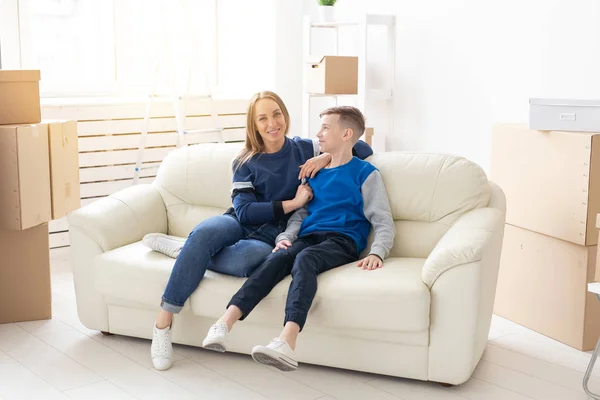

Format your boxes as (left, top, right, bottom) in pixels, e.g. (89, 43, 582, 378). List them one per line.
(153, 143, 491, 258)
(365, 152, 490, 258)
(153, 143, 243, 237)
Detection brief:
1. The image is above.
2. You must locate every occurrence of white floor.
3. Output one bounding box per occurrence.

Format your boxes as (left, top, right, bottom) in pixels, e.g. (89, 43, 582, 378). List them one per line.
(1, 248, 599, 400)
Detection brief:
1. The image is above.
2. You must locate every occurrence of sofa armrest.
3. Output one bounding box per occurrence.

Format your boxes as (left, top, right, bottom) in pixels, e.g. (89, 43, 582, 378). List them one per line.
(67, 184, 168, 253)
(422, 207, 502, 288)
(425, 205, 505, 384)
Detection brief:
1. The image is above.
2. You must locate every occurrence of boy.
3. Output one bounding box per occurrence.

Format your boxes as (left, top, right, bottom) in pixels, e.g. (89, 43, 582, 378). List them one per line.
(201, 106, 395, 371)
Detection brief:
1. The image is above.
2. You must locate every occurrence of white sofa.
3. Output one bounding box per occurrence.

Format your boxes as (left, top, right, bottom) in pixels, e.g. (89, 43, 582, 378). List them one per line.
(67, 142, 505, 385)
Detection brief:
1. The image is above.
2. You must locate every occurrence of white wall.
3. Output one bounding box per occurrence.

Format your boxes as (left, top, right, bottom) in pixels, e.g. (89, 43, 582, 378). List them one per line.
(218, 0, 277, 97)
(273, 0, 306, 138)
(285, 0, 600, 172)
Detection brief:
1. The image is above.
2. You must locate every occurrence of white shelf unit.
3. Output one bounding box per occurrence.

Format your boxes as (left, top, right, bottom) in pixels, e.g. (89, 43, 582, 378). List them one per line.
(301, 14, 396, 145)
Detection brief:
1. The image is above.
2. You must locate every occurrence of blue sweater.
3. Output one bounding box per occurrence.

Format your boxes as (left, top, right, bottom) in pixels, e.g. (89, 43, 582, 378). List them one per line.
(299, 157, 376, 254)
(231, 136, 372, 225)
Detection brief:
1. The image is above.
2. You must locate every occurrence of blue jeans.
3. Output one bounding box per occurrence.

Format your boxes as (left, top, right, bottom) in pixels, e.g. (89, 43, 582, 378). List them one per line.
(228, 232, 359, 330)
(161, 215, 282, 313)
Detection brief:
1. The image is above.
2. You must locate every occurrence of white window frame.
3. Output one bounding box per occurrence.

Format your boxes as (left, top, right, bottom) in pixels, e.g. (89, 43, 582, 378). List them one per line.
(0, 0, 21, 69)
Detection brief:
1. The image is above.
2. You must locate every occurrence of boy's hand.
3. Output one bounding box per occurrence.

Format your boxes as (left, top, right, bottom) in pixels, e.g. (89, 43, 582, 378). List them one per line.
(357, 255, 383, 270)
(273, 240, 292, 253)
(298, 153, 332, 180)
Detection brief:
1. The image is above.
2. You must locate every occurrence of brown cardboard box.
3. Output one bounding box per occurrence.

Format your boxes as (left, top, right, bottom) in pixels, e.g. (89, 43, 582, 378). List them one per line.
(0, 124, 52, 230)
(0, 223, 51, 323)
(596, 214, 600, 282)
(491, 124, 600, 246)
(494, 224, 600, 351)
(363, 127, 374, 146)
(47, 120, 81, 219)
(305, 56, 358, 94)
(0, 70, 41, 125)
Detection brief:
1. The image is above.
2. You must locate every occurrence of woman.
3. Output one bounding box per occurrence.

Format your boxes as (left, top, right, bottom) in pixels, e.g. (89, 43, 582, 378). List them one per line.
(149, 91, 373, 370)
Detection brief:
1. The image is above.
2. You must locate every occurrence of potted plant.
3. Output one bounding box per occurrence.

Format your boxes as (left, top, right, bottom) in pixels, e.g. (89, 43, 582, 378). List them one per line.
(318, 0, 336, 22)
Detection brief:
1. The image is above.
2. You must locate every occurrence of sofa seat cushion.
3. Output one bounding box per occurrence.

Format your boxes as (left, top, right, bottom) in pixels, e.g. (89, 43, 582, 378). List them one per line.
(94, 242, 431, 332)
(191, 256, 430, 332)
(93, 241, 245, 311)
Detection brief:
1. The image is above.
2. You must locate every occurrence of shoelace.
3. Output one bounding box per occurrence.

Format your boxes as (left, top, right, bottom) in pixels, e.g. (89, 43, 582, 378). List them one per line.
(209, 323, 228, 337)
(153, 330, 170, 357)
(156, 240, 178, 257)
(268, 339, 287, 350)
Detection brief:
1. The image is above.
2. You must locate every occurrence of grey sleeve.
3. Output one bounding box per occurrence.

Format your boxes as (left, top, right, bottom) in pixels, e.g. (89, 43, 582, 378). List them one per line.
(276, 206, 308, 243)
(312, 138, 321, 157)
(362, 170, 395, 260)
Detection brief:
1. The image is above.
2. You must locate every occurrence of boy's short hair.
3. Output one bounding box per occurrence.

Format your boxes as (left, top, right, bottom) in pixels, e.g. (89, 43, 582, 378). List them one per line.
(319, 106, 366, 142)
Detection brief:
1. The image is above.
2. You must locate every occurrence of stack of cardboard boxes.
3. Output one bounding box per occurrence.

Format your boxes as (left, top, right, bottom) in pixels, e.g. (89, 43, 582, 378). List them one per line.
(491, 123, 600, 351)
(0, 70, 80, 324)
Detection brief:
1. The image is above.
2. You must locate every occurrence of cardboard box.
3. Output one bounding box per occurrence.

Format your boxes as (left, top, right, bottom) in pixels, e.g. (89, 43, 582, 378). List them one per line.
(363, 127, 373, 146)
(491, 124, 600, 246)
(0, 70, 41, 125)
(494, 224, 600, 351)
(0, 223, 51, 324)
(305, 56, 358, 94)
(530, 98, 600, 133)
(47, 120, 81, 219)
(596, 213, 600, 282)
(0, 124, 52, 230)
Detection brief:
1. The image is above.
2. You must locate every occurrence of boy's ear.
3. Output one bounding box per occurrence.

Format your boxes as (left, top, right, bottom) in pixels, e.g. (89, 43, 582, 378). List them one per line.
(343, 128, 353, 141)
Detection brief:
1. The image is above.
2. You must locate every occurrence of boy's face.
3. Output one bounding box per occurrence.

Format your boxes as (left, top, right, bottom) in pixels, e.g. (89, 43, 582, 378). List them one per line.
(317, 114, 351, 153)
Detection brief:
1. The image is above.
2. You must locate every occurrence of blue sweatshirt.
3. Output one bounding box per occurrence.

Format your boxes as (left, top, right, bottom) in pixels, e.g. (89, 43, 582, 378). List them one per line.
(277, 157, 396, 259)
(299, 157, 376, 254)
(230, 136, 373, 225)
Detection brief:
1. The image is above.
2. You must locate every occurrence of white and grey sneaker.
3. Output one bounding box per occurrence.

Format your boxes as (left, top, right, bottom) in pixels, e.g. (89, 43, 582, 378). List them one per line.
(151, 324, 173, 371)
(251, 339, 298, 371)
(143, 233, 186, 259)
(202, 321, 229, 352)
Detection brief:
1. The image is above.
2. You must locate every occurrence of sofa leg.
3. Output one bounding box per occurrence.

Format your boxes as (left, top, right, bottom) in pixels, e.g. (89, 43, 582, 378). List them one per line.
(100, 331, 113, 336)
(439, 382, 454, 387)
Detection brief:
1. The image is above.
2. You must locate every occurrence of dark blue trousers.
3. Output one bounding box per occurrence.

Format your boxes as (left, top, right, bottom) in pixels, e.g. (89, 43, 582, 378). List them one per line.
(227, 232, 358, 330)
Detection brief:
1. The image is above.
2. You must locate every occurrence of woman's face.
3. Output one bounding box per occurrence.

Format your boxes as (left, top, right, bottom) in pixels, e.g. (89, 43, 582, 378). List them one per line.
(254, 98, 286, 149)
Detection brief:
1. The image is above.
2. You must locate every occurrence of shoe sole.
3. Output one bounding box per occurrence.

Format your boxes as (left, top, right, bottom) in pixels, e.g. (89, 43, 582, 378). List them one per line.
(251, 348, 298, 371)
(203, 342, 226, 353)
(152, 360, 173, 371)
(143, 233, 184, 259)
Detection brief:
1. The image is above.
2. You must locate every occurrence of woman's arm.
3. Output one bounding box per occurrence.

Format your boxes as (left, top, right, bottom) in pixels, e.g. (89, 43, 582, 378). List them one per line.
(352, 139, 374, 160)
(298, 138, 373, 179)
(232, 165, 313, 225)
(233, 190, 307, 225)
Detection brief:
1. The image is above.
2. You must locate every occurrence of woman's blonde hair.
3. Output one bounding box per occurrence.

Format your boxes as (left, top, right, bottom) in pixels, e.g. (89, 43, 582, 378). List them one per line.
(233, 91, 290, 170)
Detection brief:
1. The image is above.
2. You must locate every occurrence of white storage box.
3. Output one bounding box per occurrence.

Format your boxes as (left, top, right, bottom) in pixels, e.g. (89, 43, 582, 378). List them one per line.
(529, 98, 600, 132)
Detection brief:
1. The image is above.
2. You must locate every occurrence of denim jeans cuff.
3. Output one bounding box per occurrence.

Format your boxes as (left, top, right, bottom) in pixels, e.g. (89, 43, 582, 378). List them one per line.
(161, 298, 184, 314)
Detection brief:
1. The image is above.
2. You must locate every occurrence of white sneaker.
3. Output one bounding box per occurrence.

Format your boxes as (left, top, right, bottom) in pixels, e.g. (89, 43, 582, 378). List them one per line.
(251, 339, 298, 371)
(151, 324, 173, 371)
(202, 321, 229, 352)
(143, 233, 185, 259)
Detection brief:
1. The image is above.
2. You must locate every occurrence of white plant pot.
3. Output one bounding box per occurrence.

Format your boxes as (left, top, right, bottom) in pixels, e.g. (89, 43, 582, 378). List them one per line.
(318, 6, 335, 23)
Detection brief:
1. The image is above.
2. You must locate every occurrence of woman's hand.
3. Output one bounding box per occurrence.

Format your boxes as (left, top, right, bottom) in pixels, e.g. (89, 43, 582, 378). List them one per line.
(357, 255, 383, 270)
(298, 153, 332, 180)
(294, 183, 313, 207)
(282, 183, 313, 214)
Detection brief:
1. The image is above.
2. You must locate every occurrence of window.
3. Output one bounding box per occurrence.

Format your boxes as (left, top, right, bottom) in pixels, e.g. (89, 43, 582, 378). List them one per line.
(18, 0, 116, 94)
(3, 0, 275, 97)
